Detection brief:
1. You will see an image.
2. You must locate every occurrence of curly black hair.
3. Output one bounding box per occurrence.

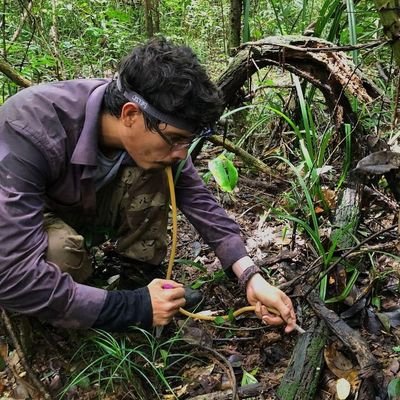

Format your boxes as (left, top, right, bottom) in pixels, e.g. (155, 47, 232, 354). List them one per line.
(102, 37, 224, 134)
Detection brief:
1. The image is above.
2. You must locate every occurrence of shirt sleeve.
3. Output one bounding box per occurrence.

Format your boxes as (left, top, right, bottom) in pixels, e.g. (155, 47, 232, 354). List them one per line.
(0, 125, 107, 328)
(174, 157, 248, 270)
(92, 288, 153, 331)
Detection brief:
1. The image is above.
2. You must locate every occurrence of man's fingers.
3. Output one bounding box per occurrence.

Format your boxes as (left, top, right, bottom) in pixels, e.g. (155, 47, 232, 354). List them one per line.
(262, 315, 284, 326)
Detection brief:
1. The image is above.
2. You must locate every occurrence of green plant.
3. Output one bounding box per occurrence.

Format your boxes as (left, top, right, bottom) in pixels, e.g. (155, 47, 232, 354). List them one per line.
(241, 368, 259, 386)
(61, 327, 195, 399)
(270, 155, 356, 300)
(191, 269, 227, 290)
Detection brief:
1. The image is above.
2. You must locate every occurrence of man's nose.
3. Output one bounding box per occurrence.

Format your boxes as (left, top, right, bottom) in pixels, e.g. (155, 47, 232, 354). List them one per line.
(170, 147, 189, 160)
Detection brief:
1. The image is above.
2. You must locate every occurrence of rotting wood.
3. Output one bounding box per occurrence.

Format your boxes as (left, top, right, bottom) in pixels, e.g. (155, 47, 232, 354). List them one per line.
(306, 289, 384, 398)
(204, 35, 385, 172)
(217, 35, 383, 130)
(276, 318, 328, 400)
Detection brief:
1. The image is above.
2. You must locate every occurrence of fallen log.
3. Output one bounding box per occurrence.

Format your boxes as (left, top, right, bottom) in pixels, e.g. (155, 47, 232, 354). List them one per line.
(276, 318, 328, 400)
(217, 36, 383, 129)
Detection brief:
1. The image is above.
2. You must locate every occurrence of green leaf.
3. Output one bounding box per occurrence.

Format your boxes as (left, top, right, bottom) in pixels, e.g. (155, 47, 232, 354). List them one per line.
(208, 155, 238, 192)
(388, 378, 400, 399)
(214, 316, 226, 325)
(191, 279, 208, 289)
(393, 346, 400, 353)
(241, 368, 258, 386)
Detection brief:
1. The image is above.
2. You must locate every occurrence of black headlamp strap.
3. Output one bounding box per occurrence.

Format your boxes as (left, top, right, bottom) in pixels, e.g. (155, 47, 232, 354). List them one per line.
(116, 76, 197, 133)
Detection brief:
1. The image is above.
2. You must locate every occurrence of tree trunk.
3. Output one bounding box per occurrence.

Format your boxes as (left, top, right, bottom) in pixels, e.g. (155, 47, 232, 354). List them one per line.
(229, 0, 242, 54)
(144, 0, 154, 38)
(153, 0, 160, 33)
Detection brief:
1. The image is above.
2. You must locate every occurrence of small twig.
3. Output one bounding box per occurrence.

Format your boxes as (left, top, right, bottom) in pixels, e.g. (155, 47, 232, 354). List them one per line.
(195, 345, 238, 400)
(304, 224, 398, 297)
(363, 185, 400, 212)
(1, 310, 52, 399)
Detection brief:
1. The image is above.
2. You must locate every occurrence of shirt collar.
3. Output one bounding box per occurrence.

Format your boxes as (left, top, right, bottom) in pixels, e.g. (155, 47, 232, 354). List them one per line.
(71, 80, 109, 166)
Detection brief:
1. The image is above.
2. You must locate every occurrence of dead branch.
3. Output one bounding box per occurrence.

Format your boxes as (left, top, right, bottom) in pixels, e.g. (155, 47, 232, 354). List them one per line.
(209, 134, 287, 182)
(306, 290, 383, 397)
(184, 344, 239, 400)
(306, 223, 398, 295)
(237, 39, 386, 53)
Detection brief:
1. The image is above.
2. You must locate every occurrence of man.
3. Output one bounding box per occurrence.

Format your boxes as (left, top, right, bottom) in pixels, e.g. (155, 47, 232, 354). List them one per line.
(0, 37, 297, 332)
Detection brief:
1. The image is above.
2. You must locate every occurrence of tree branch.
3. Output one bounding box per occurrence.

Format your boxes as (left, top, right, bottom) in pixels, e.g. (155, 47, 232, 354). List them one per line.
(0, 57, 31, 87)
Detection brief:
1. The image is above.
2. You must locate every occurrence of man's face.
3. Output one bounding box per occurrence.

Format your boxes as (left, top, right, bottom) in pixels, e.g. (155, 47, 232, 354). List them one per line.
(120, 110, 195, 170)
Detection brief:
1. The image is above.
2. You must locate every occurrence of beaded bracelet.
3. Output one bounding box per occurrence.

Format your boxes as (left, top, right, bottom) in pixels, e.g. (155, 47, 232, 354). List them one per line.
(238, 264, 262, 291)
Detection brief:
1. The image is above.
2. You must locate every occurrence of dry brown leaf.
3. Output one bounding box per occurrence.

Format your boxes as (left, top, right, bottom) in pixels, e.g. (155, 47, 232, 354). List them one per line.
(324, 342, 360, 393)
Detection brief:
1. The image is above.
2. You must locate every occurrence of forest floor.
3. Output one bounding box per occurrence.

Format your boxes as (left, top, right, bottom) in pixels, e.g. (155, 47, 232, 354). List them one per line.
(0, 151, 399, 400)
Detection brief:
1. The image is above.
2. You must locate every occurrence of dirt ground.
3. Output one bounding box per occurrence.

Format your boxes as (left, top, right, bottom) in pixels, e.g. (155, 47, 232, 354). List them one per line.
(0, 154, 399, 400)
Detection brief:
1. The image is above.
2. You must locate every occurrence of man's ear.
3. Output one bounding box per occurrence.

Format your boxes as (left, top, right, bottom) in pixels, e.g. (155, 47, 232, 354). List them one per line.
(120, 102, 141, 127)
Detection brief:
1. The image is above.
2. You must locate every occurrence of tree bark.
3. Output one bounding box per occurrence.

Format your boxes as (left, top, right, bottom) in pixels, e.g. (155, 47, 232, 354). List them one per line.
(277, 319, 328, 400)
(229, 0, 242, 54)
(144, 0, 154, 38)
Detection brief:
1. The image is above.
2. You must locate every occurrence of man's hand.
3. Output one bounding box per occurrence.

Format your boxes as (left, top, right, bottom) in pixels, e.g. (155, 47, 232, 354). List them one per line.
(147, 279, 186, 326)
(246, 273, 297, 333)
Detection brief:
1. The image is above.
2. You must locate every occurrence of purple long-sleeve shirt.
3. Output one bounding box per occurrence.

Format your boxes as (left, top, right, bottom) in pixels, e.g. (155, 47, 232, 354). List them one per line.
(0, 79, 247, 329)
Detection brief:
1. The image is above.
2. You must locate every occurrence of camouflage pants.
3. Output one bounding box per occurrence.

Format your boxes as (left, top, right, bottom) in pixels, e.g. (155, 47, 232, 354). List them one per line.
(44, 167, 169, 283)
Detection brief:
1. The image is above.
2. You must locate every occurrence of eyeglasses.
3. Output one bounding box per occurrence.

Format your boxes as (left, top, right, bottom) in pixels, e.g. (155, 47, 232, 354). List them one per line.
(156, 127, 214, 151)
(156, 130, 197, 150)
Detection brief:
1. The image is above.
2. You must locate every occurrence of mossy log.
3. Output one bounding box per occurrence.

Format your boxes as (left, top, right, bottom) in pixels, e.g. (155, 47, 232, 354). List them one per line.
(276, 319, 328, 400)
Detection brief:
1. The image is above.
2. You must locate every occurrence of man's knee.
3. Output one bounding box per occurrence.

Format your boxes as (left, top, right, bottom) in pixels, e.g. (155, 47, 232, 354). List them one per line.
(44, 215, 92, 283)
